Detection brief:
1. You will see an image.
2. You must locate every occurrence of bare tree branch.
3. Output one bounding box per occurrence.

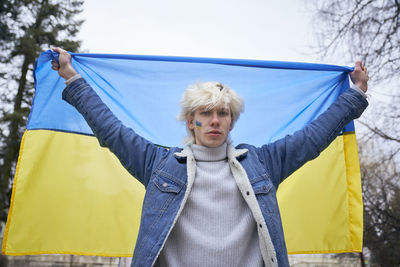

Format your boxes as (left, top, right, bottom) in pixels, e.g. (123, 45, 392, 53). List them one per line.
(358, 121, 400, 143)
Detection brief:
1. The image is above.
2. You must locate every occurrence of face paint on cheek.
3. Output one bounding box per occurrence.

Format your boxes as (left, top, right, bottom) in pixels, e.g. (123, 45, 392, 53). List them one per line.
(195, 120, 202, 128)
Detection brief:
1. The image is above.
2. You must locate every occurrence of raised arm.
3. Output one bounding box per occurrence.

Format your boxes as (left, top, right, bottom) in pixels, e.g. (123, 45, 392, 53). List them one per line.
(51, 48, 166, 187)
(260, 62, 369, 188)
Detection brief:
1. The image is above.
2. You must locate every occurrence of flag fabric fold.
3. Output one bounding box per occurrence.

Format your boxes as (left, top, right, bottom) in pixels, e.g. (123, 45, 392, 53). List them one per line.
(2, 50, 362, 256)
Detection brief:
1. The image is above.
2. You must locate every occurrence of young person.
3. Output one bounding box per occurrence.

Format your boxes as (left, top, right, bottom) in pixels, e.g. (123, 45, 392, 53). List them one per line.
(51, 47, 369, 267)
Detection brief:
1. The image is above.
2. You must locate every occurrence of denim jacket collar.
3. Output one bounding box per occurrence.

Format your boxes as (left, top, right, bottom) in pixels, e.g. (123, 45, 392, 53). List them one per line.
(174, 143, 248, 161)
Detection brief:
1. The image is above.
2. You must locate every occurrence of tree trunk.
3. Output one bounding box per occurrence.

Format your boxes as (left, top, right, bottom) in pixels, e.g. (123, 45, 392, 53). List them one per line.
(360, 252, 366, 267)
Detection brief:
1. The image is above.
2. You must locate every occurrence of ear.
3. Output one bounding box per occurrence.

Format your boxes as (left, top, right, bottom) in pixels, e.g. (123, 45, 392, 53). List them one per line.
(229, 121, 233, 131)
(187, 117, 194, 130)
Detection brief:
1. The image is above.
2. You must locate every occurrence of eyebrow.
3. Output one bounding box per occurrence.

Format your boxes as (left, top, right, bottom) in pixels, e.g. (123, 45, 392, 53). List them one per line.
(218, 107, 230, 112)
(198, 106, 229, 112)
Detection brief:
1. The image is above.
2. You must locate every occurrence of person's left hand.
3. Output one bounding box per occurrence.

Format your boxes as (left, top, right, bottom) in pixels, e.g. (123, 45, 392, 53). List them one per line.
(350, 61, 369, 92)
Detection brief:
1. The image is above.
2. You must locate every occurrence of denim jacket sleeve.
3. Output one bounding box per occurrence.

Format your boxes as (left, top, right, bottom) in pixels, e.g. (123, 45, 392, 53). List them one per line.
(259, 88, 368, 189)
(62, 78, 166, 187)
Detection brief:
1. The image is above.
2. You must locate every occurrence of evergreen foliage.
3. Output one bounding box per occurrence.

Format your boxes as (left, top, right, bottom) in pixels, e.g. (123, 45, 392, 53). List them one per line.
(0, 0, 83, 229)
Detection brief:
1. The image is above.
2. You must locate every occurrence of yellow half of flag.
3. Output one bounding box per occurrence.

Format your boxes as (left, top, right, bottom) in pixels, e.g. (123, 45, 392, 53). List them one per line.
(2, 129, 362, 256)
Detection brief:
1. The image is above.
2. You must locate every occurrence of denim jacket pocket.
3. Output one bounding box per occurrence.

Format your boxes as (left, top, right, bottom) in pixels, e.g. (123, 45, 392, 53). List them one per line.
(145, 173, 184, 211)
(252, 179, 278, 214)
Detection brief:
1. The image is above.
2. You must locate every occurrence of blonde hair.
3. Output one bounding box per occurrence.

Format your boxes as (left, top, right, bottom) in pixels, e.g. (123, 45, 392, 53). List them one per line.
(178, 81, 244, 144)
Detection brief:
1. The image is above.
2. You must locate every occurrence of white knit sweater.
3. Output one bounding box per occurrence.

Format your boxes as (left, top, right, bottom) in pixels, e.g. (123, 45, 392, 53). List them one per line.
(156, 143, 263, 267)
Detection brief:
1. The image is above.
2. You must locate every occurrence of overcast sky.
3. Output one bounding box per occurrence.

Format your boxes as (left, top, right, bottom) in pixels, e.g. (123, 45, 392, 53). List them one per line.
(77, 0, 323, 64)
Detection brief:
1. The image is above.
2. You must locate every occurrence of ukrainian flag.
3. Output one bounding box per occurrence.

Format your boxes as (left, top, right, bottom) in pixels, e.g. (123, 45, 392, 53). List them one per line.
(2, 51, 362, 256)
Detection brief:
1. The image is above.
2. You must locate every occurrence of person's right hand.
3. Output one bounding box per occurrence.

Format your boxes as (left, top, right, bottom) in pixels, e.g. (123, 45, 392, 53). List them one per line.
(51, 47, 78, 80)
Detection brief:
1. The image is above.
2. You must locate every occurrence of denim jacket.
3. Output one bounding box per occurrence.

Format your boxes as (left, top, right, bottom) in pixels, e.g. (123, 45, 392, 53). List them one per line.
(63, 78, 368, 267)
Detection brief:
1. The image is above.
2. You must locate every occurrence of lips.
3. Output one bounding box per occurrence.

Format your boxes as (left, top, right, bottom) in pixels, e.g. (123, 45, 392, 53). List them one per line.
(207, 130, 222, 136)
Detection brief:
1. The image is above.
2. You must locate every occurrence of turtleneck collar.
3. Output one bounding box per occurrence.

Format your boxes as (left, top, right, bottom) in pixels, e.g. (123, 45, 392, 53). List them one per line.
(191, 143, 227, 162)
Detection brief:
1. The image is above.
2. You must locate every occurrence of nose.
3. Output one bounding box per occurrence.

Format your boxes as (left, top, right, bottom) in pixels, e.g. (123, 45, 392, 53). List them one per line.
(210, 112, 220, 127)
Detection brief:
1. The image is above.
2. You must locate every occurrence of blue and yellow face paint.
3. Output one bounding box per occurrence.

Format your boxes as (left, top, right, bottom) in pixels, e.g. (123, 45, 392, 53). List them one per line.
(195, 120, 202, 129)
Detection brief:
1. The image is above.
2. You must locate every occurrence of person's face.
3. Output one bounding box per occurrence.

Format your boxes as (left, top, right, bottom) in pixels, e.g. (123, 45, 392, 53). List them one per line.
(187, 104, 233, 148)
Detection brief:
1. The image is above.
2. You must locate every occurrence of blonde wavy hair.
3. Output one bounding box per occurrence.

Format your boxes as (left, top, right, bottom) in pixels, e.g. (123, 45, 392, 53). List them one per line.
(178, 81, 244, 144)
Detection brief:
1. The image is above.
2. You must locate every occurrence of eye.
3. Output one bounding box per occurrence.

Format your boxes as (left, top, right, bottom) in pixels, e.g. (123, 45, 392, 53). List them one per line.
(200, 111, 211, 116)
(218, 110, 229, 116)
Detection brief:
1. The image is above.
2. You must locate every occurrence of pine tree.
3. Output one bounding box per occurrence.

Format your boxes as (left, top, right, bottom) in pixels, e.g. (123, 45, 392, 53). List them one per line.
(0, 0, 84, 228)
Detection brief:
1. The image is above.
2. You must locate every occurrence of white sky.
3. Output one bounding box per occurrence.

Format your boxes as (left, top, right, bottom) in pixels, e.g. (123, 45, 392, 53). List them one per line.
(78, 0, 321, 63)
(76, 0, 392, 139)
